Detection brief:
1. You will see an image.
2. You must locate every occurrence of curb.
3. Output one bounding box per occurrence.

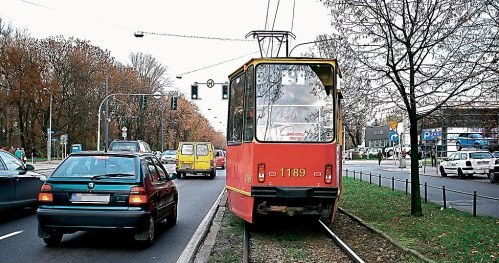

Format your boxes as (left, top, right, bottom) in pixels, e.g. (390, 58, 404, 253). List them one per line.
(176, 188, 226, 263)
(339, 207, 436, 263)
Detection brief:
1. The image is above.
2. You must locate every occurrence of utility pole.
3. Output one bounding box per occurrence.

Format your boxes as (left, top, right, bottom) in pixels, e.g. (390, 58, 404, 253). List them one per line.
(104, 76, 109, 151)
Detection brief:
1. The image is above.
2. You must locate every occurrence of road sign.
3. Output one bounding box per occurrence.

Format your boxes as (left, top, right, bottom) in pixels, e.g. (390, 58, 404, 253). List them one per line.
(388, 121, 398, 130)
(388, 130, 399, 143)
(121, 126, 128, 132)
(207, 79, 214, 88)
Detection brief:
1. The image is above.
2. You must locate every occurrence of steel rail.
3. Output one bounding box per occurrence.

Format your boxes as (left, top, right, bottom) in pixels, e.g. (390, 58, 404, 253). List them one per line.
(319, 219, 366, 263)
(243, 222, 250, 263)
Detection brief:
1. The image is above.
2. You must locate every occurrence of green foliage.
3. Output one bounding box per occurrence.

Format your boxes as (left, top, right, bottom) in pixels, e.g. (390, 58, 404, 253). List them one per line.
(341, 177, 499, 262)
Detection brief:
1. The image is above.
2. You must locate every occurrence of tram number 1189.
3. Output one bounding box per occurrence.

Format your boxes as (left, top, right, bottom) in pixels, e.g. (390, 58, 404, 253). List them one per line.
(280, 168, 306, 177)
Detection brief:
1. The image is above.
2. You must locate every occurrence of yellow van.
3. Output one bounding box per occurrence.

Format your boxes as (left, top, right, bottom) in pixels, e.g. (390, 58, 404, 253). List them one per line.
(176, 142, 216, 179)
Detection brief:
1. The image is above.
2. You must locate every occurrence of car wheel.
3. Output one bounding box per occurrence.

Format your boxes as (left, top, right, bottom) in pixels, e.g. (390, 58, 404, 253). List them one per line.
(439, 166, 447, 177)
(43, 232, 63, 246)
(456, 142, 462, 150)
(490, 171, 498, 183)
(166, 201, 178, 227)
(221, 165, 225, 170)
(209, 169, 216, 179)
(135, 215, 155, 246)
(458, 168, 465, 179)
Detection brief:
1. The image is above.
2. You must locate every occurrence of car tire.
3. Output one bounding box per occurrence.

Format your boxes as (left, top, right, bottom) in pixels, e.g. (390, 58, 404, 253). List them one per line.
(166, 201, 178, 227)
(43, 232, 63, 246)
(456, 142, 462, 151)
(439, 166, 447, 177)
(489, 171, 498, 183)
(209, 169, 216, 179)
(135, 215, 155, 247)
(458, 168, 465, 179)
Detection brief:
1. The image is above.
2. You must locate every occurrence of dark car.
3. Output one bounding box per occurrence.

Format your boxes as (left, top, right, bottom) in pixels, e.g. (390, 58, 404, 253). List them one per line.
(37, 151, 178, 246)
(108, 140, 152, 153)
(0, 150, 45, 211)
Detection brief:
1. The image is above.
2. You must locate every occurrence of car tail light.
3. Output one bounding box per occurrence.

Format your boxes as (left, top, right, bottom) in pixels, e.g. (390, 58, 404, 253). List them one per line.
(38, 184, 53, 202)
(257, 163, 265, 183)
(129, 186, 148, 205)
(465, 161, 472, 166)
(325, 164, 333, 184)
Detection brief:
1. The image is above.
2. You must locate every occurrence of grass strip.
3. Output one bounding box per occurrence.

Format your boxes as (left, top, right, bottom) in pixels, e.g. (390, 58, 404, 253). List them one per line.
(340, 177, 499, 263)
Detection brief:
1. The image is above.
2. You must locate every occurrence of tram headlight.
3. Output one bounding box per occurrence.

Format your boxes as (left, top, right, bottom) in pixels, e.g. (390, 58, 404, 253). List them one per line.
(257, 163, 265, 183)
(325, 164, 332, 184)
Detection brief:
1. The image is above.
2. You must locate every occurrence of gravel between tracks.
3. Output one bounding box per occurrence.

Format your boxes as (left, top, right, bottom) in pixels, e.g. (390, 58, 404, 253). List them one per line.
(207, 204, 422, 263)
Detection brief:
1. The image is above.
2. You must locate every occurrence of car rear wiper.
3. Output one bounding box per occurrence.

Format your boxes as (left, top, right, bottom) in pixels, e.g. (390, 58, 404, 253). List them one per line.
(91, 174, 135, 180)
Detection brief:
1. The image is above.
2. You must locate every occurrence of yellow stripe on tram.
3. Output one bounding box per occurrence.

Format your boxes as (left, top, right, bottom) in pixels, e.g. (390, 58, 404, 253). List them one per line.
(225, 185, 251, 196)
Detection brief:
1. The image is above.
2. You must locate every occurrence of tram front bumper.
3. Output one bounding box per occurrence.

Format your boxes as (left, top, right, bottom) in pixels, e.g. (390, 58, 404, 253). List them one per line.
(251, 186, 338, 216)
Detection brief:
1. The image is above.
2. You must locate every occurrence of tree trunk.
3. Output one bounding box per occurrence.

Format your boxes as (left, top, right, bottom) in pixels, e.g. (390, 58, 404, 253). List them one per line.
(409, 114, 423, 216)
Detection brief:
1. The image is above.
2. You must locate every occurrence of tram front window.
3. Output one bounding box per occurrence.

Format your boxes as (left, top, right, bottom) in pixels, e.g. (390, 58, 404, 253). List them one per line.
(255, 63, 335, 142)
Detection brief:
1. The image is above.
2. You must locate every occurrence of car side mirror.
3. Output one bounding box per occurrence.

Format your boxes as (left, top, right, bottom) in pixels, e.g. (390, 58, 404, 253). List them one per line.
(168, 172, 177, 180)
(25, 164, 35, 171)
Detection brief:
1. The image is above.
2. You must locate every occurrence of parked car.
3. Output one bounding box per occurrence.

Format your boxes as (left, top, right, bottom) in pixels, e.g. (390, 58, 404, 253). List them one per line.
(455, 133, 489, 150)
(161, 149, 177, 164)
(439, 150, 495, 179)
(37, 151, 178, 246)
(215, 149, 226, 169)
(487, 158, 499, 183)
(0, 150, 45, 211)
(108, 140, 152, 153)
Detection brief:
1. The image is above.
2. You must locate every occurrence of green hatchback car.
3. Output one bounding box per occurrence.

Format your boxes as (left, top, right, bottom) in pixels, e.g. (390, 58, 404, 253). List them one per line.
(37, 151, 178, 246)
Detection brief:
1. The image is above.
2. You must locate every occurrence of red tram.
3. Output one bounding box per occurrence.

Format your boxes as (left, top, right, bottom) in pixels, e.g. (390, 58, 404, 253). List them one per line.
(225, 57, 343, 223)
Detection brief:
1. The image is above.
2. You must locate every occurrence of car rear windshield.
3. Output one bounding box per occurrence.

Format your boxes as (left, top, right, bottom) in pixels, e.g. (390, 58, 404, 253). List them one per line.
(110, 142, 138, 152)
(51, 155, 137, 178)
(164, 150, 176, 155)
(469, 152, 494, 159)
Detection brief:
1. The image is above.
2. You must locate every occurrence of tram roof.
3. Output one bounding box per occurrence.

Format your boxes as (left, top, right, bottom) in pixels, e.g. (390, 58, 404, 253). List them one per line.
(228, 57, 341, 80)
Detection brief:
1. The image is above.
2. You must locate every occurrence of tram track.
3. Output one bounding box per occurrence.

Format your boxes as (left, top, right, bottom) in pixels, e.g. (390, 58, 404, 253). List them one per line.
(242, 217, 365, 263)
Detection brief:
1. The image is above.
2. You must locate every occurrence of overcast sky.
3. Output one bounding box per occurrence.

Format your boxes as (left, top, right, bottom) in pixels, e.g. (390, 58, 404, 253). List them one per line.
(0, 0, 333, 132)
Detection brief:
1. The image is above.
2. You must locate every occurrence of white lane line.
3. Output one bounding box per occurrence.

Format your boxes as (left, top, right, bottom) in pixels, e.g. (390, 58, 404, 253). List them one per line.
(0, 231, 23, 241)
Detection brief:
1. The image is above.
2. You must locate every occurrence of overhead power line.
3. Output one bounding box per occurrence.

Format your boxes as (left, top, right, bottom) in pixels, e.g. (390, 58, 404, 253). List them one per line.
(135, 31, 254, 42)
(175, 51, 259, 78)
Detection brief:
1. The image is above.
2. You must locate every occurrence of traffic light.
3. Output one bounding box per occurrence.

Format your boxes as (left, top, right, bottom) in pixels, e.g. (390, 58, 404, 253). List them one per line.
(170, 96, 178, 110)
(222, 83, 228, 100)
(191, 84, 198, 100)
(140, 95, 147, 109)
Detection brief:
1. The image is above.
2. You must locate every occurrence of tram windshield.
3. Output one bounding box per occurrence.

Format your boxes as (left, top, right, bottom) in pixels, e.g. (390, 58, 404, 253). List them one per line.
(255, 63, 335, 142)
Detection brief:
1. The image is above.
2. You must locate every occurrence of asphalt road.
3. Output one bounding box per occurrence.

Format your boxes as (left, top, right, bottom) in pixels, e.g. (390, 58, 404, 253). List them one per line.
(0, 163, 226, 263)
(344, 159, 499, 218)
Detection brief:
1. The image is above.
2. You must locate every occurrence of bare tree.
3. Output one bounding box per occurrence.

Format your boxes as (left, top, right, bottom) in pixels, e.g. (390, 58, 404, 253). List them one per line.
(321, 0, 499, 216)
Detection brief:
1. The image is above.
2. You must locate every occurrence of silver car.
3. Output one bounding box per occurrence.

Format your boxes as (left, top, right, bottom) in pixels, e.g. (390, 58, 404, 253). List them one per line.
(161, 150, 177, 164)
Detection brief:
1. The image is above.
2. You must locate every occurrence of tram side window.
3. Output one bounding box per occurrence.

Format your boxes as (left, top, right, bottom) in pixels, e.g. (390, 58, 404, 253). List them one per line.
(228, 73, 245, 142)
(244, 65, 255, 142)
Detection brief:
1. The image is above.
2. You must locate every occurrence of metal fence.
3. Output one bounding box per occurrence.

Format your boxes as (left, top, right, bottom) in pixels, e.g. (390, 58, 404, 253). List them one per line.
(344, 169, 499, 217)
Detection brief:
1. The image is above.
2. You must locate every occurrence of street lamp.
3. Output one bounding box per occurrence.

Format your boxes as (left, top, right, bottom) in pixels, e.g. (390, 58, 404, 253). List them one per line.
(43, 88, 53, 163)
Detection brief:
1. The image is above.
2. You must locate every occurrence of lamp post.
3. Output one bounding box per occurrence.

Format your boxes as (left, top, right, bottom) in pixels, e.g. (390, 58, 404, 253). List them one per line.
(153, 92, 164, 152)
(43, 88, 53, 163)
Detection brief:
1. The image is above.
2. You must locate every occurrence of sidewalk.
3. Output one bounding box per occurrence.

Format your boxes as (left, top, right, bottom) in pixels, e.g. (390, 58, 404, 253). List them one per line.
(345, 158, 441, 177)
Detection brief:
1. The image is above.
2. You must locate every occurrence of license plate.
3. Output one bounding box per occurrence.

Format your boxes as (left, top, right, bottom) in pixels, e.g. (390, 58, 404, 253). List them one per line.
(183, 165, 192, 169)
(72, 193, 110, 203)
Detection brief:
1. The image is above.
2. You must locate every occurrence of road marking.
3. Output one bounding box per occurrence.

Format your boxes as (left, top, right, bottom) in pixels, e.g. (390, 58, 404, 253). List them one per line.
(0, 231, 23, 241)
